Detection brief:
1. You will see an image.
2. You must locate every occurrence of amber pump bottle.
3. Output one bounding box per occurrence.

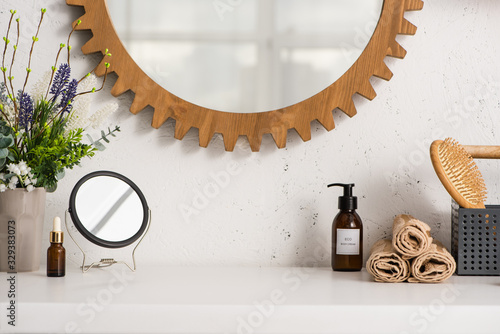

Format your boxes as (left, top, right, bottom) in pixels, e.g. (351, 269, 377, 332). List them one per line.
(328, 183, 363, 271)
(47, 217, 66, 277)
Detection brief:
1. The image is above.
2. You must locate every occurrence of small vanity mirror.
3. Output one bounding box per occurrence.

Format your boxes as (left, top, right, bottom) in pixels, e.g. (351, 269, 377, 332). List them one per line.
(67, 171, 150, 272)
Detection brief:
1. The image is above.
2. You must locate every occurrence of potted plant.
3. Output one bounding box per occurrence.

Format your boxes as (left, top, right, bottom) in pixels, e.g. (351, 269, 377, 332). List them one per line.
(0, 8, 119, 272)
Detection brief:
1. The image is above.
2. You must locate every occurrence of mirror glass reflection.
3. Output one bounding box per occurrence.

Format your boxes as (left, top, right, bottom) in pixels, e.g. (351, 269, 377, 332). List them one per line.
(74, 176, 144, 242)
(107, 0, 383, 113)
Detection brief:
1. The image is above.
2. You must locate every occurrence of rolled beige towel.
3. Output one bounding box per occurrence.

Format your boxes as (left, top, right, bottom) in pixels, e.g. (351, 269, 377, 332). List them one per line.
(408, 241, 456, 283)
(366, 239, 411, 283)
(392, 214, 433, 259)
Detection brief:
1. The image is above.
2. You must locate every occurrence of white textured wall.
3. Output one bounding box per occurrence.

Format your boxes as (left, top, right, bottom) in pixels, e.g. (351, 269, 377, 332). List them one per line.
(2, 0, 500, 268)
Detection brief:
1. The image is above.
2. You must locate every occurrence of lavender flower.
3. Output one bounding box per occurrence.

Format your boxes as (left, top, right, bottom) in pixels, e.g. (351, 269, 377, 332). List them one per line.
(59, 78, 78, 113)
(17, 91, 34, 128)
(49, 63, 71, 99)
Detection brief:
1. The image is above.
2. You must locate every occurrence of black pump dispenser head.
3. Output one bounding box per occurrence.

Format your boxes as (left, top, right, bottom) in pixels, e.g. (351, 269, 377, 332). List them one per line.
(327, 183, 357, 211)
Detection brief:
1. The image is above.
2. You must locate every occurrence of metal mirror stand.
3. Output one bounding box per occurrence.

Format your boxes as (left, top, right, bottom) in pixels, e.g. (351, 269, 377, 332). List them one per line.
(64, 209, 151, 273)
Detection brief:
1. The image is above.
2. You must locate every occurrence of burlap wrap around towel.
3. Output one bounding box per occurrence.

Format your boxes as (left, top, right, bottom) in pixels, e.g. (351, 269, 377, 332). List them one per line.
(366, 239, 410, 283)
(392, 214, 433, 260)
(408, 241, 456, 283)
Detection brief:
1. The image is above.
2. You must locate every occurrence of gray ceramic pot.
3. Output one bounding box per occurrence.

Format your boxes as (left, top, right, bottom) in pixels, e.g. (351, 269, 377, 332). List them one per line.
(0, 188, 46, 272)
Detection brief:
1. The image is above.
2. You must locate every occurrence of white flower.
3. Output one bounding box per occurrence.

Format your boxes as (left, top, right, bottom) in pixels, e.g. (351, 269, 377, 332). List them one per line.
(3, 104, 16, 124)
(89, 102, 119, 129)
(9, 176, 18, 185)
(0, 184, 6, 192)
(7, 163, 17, 174)
(7, 163, 21, 175)
(26, 184, 34, 192)
(4, 161, 35, 190)
(19, 163, 28, 175)
(66, 73, 97, 130)
(31, 70, 52, 103)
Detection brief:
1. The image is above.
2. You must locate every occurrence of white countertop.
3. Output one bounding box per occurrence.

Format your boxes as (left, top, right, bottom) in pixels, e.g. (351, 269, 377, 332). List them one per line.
(1, 266, 499, 334)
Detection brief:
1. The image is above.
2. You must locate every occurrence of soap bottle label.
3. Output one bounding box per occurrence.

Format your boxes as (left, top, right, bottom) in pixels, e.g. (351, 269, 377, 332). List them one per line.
(336, 229, 360, 255)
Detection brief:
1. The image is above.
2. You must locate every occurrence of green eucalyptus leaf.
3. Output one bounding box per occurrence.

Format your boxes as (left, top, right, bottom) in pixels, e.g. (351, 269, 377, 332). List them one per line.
(86, 134, 94, 143)
(0, 148, 8, 159)
(93, 141, 106, 151)
(101, 130, 110, 143)
(0, 157, 5, 168)
(46, 183, 57, 193)
(0, 133, 14, 148)
(7, 151, 15, 161)
(55, 169, 65, 181)
(0, 126, 10, 137)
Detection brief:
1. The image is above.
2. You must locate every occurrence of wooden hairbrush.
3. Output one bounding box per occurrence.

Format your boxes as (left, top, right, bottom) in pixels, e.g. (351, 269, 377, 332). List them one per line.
(429, 138, 500, 209)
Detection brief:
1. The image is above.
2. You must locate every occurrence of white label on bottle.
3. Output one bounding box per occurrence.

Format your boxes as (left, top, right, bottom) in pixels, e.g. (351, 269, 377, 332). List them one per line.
(336, 229, 360, 255)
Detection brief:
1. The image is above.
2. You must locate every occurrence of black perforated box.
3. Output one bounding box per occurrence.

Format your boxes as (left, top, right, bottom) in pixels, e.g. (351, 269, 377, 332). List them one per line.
(451, 201, 500, 275)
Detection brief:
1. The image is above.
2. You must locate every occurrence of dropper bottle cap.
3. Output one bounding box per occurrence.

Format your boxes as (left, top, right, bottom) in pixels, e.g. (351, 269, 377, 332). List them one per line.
(49, 216, 64, 243)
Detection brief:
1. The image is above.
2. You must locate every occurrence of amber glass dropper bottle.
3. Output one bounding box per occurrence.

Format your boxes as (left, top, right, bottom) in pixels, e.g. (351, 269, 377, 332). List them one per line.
(47, 216, 66, 277)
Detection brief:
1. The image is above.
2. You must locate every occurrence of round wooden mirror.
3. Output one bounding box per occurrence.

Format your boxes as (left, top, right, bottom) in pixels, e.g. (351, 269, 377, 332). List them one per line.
(67, 0, 423, 151)
(105, 0, 384, 114)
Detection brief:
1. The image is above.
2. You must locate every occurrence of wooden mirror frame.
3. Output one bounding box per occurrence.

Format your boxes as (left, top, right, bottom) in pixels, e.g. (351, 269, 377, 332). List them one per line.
(67, 0, 423, 151)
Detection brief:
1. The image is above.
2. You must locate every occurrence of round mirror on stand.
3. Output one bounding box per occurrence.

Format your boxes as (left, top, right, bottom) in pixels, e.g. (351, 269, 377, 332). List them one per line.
(66, 171, 151, 272)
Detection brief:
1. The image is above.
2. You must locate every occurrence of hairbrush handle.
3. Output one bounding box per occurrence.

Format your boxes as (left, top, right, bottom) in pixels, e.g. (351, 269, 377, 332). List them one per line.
(463, 145, 500, 159)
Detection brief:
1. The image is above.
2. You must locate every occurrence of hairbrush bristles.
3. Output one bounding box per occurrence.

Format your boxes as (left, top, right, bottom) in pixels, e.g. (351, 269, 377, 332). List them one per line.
(430, 138, 487, 209)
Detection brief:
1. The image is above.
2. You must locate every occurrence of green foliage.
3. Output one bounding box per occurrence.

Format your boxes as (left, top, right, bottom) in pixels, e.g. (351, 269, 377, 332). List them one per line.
(1, 96, 117, 192)
(0, 9, 117, 192)
(0, 120, 15, 168)
(86, 126, 120, 152)
(27, 128, 96, 190)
